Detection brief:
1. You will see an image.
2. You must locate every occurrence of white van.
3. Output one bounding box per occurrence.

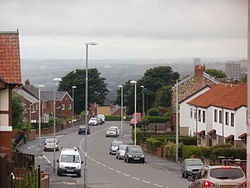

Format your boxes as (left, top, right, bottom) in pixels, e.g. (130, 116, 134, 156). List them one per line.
(57, 147, 83, 177)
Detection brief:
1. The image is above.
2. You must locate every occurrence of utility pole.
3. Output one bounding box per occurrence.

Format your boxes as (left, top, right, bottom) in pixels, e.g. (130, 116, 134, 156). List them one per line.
(175, 80, 179, 162)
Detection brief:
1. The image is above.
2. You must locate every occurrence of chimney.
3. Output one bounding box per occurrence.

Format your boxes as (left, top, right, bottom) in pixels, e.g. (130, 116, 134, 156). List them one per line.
(25, 79, 30, 86)
(194, 65, 205, 77)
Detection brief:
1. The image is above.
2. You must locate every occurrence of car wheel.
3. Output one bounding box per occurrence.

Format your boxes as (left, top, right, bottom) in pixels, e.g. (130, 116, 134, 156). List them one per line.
(141, 159, 145, 164)
(184, 172, 187, 179)
(116, 155, 118, 159)
(57, 170, 61, 176)
(77, 172, 81, 177)
(127, 158, 130, 163)
(182, 172, 184, 178)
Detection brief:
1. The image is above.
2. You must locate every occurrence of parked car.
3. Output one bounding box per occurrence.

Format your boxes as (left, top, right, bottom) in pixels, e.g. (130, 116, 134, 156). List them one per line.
(116, 144, 128, 160)
(110, 126, 120, 136)
(124, 145, 145, 163)
(106, 127, 119, 137)
(57, 147, 83, 177)
(109, 140, 123, 155)
(181, 158, 204, 178)
(78, 125, 90, 135)
(188, 165, 247, 188)
(96, 116, 103, 125)
(88, 117, 98, 126)
(44, 138, 59, 151)
(97, 114, 105, 123)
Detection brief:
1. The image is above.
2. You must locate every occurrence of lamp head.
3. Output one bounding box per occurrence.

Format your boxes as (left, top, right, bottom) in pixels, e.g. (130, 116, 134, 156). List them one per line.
(72, 86, 77, 89)
(118, 85, 123, 88)
(130, 80, 137, 84)
(85, 42, 97, 46)
(38, 85, 45, 88)
(53, 78, 62, 82)
(140, 85, 144, 88)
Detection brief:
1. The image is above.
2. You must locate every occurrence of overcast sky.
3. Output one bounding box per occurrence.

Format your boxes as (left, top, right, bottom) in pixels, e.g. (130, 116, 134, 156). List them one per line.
(0, 0, 247, 59)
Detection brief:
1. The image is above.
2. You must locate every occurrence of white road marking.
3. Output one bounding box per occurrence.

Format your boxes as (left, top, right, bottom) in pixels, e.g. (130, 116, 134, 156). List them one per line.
(108, 167, 114, 170)
(42, 155, 51, 164)
(153, 183, 163, 187)
(142, 180, 151, 184)
(115, 170, 121, 173)
(132, 176, 141, 181)
(123, 173, 130, 177)
(102, 164, 107, 167)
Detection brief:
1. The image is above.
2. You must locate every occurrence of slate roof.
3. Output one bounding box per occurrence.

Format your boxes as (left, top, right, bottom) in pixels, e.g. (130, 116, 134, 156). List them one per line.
(23, 85, 67, 102)
(0, 31, 21, 84)
(188, 83, 247, 110)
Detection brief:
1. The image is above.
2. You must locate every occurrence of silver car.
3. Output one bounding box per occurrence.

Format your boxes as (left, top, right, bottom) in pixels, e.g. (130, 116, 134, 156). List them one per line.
(109, 140, 123, 155)
(44, 138, 59, 151)
(106, 127, 118, 137)
(188, 165, 247, 188)
(181, 158, 204, 178)
(116, 144, 128, 160)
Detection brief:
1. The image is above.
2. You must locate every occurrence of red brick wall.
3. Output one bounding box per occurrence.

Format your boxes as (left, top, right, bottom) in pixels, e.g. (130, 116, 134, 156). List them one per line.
(0, 131, 12, 155)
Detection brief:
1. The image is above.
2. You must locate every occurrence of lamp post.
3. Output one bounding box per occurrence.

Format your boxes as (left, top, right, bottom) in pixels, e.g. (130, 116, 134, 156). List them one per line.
(140, 85, 145, 117)
(53, 78, 61, 173)
(118, 85, 123, 133)
(84, 42, 97, 188)
(130, 80, 137, 145)
(38, 85, 44, 147)
(72, 85, 77, 125)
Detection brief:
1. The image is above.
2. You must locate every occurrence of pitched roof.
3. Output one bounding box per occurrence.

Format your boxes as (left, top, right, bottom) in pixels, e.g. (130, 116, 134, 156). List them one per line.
(22, 85, 67, 102)
(0, 31, 21, 84)
(188, 83, 247, 110)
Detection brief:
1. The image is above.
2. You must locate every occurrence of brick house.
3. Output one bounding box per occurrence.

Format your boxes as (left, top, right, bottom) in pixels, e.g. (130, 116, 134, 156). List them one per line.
(180, 83, 247, 147)
(172, 65, 220, 111)
(16, 80, 73, 122)
(0, 31, 22, 156)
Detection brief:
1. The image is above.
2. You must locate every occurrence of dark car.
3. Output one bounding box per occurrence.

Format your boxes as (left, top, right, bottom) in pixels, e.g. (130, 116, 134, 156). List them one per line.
(78, 125, 90, 135)
(124, 145, 145, 163)
(181, 158, 204, 178)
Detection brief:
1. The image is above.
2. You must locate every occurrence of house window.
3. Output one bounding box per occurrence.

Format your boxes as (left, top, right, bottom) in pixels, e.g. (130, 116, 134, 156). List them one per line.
(194, 109, 197, 120)
(231, 113, 234, 127)
(202, 111, 205, 123)
(68, 104, 72, 110)
(190, 108, 193, 118)
(225, 112, 229, 125)
(62, 104, 65, 110)
(214, 109, 217, 122)
(198, 110, 201, 122)
(219, 110, 222, 123)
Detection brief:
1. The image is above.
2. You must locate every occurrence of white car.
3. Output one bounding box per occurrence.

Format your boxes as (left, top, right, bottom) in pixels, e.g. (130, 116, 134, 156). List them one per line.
(57, 147, 83, 177)
(116, 144, 128, 159)
(88, 117, 98, 126)
(106, 127, 118, 137)
(97, 114, 105, 123)
(110, 126, 120, 136)
(44, 138, 59, 151)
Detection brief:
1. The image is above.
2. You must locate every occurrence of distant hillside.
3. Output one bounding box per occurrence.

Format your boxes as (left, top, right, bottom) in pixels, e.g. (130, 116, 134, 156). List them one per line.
(21, 58, 245, 101)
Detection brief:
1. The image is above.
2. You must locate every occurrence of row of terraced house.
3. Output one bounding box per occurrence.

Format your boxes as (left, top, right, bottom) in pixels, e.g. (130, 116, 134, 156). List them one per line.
(173, 65, 247, 148)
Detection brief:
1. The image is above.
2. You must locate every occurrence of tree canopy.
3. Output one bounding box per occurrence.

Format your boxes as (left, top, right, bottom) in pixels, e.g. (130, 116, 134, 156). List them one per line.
(154, 85, 172, 107)
(205, 69, 226, 78)
(58, 68, 108, 115)
(12, 92, 25, 129)
(116, 66, 179, 114)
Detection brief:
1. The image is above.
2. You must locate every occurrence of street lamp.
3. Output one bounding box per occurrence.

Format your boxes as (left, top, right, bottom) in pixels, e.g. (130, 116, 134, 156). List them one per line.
(118, 85, 123, 133)
(140, 85, 145, 117)
(84, 42, 97, 188)
(130, 80, 137, 145)
(38, 84, 44, 147)
(72, 85, 77, 126)
(53, 78, 61, 173)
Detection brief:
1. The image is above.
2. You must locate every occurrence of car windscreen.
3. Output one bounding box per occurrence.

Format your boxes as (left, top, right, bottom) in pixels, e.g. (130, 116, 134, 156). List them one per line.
(90, 118, 97, 121)
(46, 139, 56, 143)
(60, 155, 80, 163)
(107, 128, 116, 132)
(119, 145, 127, 150)
(112, 141, 123, 146)
(128, 147, 143, 153)
(186, 160, 203, 166)
(210, 168, 244, 180)
(79, 126, 86, 128)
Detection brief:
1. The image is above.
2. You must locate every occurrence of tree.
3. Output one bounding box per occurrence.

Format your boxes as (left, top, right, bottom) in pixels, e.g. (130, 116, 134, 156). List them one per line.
(115, 66, 179, 114)
(154, 85, 172, 107)
(205, 69, 226, 78)
(58, 68, 108, 115)
(12, 92, 25, 129)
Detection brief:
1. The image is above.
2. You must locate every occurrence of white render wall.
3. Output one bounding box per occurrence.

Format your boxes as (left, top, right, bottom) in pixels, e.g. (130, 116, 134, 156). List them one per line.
(235, 107, 247, 140)
(179, 87, 210, 136)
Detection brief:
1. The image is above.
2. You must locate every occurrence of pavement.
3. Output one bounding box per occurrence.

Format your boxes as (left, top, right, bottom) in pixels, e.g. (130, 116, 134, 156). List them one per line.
(18, 123, 182, 187)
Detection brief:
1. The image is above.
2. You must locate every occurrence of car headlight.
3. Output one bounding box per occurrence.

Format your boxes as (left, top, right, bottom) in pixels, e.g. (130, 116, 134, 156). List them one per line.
(141, 155, 145, 158)
(76, 165, 81, 169)
(187, 168, 192, 171)
(59, 164, 64, 168)
(128, 154, 132, 158)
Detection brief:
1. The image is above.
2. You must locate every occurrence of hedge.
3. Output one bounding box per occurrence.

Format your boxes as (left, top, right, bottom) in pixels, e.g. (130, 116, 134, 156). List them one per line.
(182, 145, 212, 160)
(132, 128, 144, 145)
(31, 123, 51, 129)
(152, 135, 197, 145)
(147, 108, 159, 116)
(146, 138, 162, 152)
(142, 116, 171, 124)
(211, 147, 246, 160)
(105, 115, 131, 121)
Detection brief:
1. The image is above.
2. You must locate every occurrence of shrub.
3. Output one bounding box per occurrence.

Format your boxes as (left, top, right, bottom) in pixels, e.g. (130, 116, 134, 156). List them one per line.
(142, 116, 171, 124)
(213, 143, 232, 149)
(31, 123, 51, 129)
(152, 135, 197, 145)
(146, 138, 162, 153)
(147, 108, 159, 116)
(132, 128, 144, 145)
(165, 142, 176, 160)
(211, 147, 246, 160)
(105, 115, 131, 121)
(182, 145, 212, 160)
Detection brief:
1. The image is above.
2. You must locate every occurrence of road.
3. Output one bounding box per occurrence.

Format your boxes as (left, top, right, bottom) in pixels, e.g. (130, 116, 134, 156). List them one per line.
(20, 121, 190, 188)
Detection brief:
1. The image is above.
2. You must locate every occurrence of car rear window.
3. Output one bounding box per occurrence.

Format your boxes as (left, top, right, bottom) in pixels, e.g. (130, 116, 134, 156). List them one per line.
(210, 168, 244, 180)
